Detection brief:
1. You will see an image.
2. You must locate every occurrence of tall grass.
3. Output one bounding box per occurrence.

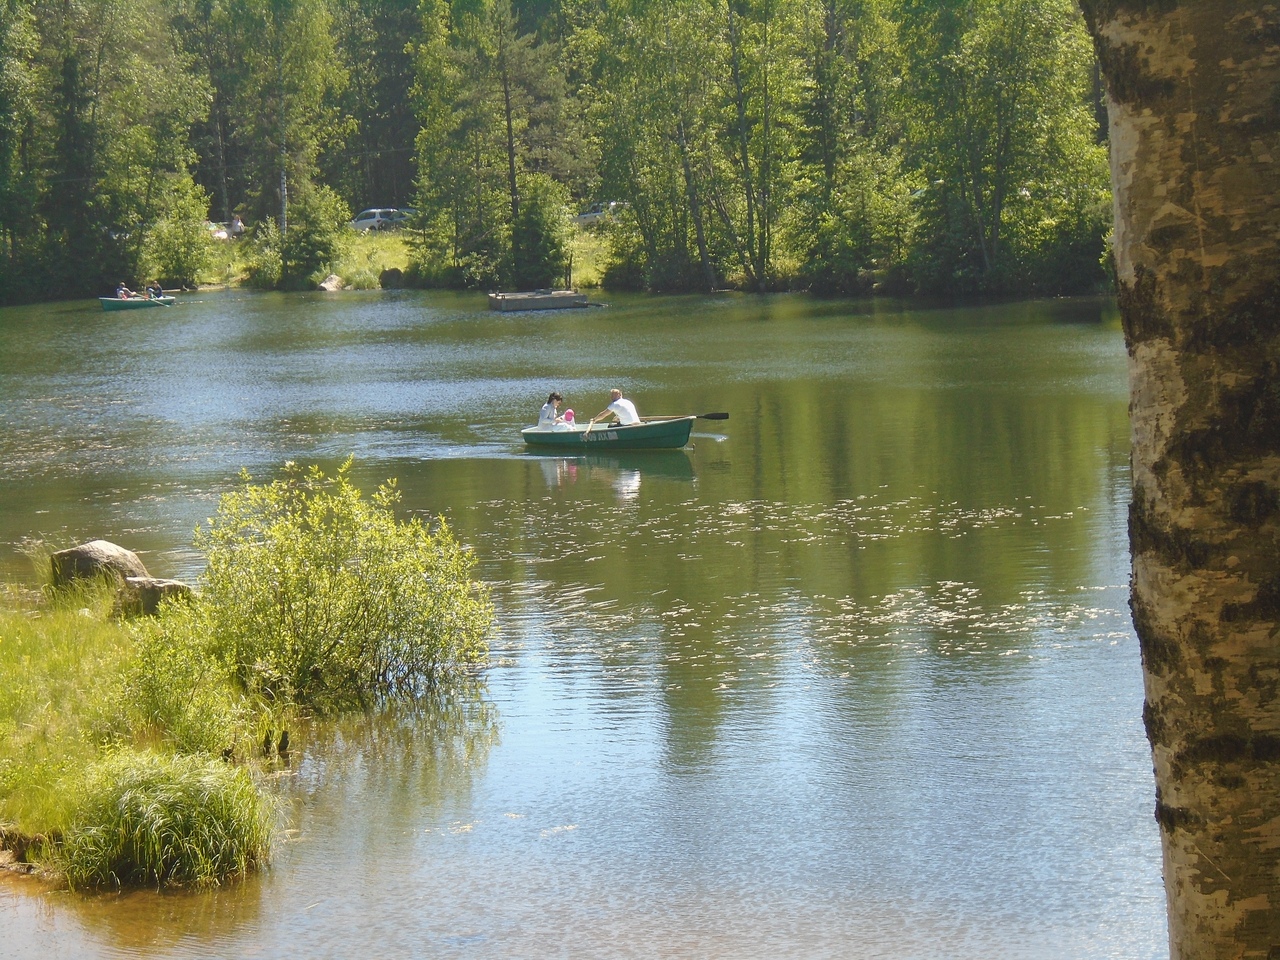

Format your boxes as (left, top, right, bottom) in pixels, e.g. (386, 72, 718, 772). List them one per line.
(0, 582, 131, 835)
(58, 749, 275, 889)
(333, 230, 410, 289)
(0, 584, 278, 887)
(568, 227, 607, 288)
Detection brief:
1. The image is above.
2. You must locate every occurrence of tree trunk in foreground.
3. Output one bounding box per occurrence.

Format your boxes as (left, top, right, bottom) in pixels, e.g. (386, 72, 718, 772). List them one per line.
(1079, 3, 1280, 957)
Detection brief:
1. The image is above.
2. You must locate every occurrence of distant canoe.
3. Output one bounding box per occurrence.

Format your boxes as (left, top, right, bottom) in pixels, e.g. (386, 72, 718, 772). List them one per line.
(522, 416, 696, 450)
(100, 296, 175, 311)
(489, 290, 588, 312)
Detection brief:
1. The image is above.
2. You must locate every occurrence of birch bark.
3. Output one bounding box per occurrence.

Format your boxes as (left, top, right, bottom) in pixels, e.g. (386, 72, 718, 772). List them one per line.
(1079, 2, 1280, 956)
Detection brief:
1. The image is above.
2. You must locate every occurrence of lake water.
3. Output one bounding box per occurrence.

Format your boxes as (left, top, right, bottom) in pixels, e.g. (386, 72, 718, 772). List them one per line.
(0, 290, 1166, 958)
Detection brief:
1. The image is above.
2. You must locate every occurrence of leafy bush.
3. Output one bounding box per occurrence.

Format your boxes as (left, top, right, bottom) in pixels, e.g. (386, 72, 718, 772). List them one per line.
(280, 185, 350, 290)
(191, 459, 492, 708)
(142, 177, 215, 288)
(511, 174, 570, 290)
(241, 186, 350, 291)
(244, 218, 283, 289)
(58, 749, 274, 889)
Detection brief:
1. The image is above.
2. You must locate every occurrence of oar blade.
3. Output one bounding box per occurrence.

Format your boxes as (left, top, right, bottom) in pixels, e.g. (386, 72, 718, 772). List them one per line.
(695, 412, 729, 420)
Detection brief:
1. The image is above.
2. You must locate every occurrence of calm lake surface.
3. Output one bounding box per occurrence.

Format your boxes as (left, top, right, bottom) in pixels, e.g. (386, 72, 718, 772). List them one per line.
(0, 290, 1165, 958)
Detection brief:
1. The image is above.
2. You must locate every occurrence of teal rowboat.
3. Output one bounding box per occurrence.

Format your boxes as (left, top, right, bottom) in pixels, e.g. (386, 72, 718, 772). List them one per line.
(100, 296, 175, 311)
(522, 415, 697, 450)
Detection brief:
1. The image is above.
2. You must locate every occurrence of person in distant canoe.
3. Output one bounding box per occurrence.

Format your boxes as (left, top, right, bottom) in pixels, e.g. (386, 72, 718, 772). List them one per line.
(590, 388, 640, 426)
(145, 280, 164, 299)
(539, 391, 565, 427)
(116, 281, 135, 299)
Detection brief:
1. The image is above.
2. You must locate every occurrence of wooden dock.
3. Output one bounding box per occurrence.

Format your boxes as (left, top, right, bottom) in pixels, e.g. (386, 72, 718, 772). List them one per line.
(488, 290, 589, 312)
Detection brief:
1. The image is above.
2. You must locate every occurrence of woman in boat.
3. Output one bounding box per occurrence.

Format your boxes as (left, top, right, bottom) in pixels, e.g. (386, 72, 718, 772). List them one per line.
(539, 392, 565, 427)
(145, 280, 164, 299)
(591, 388, 640, 426)
(116, 281, 135, 299)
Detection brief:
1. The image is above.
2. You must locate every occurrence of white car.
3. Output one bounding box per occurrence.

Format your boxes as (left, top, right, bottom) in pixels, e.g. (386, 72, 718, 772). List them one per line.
(349, 208, 397, 231)
(573, 201, 624, 227)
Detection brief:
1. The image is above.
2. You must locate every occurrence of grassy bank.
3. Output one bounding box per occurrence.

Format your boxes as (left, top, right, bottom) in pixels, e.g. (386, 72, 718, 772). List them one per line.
(197, 226, 606, 291)
(0, 583, 277, 886)
(0, 462, 492, 889)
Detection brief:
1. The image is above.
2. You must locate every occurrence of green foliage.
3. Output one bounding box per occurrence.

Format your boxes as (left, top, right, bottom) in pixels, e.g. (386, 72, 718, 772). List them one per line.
(0, 0, 38, 302)
(409, 0, 586, 289)
(226, 0, 349, 226)
(512, 174, 570, 289)
(142, 176, 216, 288)
(244, 218, 283, 289)
(57, 749, 274, 890)
(231, 185, 349, 290)
(279, 184, 350, 289)
(1, 0, 1113, 302)
(0, 583, 126, 836)
(191, 459, 492, 707)
(899, 0, 1107, 294)
(112, 618, 245, 756)
(323, 0, 419, 207)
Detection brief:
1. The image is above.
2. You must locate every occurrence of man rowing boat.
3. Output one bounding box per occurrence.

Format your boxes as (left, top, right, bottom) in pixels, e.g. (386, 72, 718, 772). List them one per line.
(590, 388, 639, 427)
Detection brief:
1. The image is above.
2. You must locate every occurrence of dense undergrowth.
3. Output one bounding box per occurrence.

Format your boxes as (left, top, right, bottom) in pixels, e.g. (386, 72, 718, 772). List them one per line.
(0, 460, 493, 889)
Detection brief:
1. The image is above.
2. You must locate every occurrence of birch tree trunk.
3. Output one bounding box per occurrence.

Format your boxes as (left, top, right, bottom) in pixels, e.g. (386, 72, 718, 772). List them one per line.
(1079, 2, 1280, 957)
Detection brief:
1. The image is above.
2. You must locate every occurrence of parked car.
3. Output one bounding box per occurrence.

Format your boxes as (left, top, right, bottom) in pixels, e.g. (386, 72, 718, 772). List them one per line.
(349, 208, 397, 231)
(387, 207, 419, 228)
(573, 201, 623, 227)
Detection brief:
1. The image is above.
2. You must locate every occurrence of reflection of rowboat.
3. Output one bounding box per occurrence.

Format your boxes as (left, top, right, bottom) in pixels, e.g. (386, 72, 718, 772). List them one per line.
(100, 296, 175, 311)
(522, 416, 697, 450)
(526, 449, 695, 481)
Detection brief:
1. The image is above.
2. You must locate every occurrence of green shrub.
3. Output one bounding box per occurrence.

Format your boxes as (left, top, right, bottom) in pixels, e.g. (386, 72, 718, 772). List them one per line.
(280, 186, 350, 290)
(192, 459, 492, 708)
(512, 174, 570, 290)
(58, 749, 274, 889)
(142, 177, 215, 289)
(244, 219, 283, 289)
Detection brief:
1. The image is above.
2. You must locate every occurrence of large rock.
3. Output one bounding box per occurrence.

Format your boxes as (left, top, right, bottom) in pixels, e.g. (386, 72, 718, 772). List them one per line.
(120, 577, 193, 617)
(51, 540, 149, 586)
(379, 267, 404, 289)
(318, 274, 344, 292)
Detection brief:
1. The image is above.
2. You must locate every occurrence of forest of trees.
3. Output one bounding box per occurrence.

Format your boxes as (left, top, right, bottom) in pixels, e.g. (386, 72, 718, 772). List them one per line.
(0, 0, 1112, 302)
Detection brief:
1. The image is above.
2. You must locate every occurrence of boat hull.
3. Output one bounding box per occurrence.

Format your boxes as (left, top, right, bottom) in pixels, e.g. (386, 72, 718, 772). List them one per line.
(100, 296, 175, 311)
(522, 416, 696, 450)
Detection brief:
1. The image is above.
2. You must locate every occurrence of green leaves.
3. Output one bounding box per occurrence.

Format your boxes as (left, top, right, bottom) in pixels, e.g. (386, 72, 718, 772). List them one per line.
(900, 0, 1108, 293)
(192, 459, 493, 709)
(0, 0, 1112, 301)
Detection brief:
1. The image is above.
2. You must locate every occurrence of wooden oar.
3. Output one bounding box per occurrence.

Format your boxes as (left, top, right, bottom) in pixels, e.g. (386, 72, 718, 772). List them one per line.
(640, 413, 729, 423)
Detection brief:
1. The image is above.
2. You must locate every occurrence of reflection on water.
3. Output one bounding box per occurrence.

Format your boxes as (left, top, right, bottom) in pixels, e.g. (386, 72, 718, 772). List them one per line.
(530, 449, 697, 493)
(0, 291, 1164, 958)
